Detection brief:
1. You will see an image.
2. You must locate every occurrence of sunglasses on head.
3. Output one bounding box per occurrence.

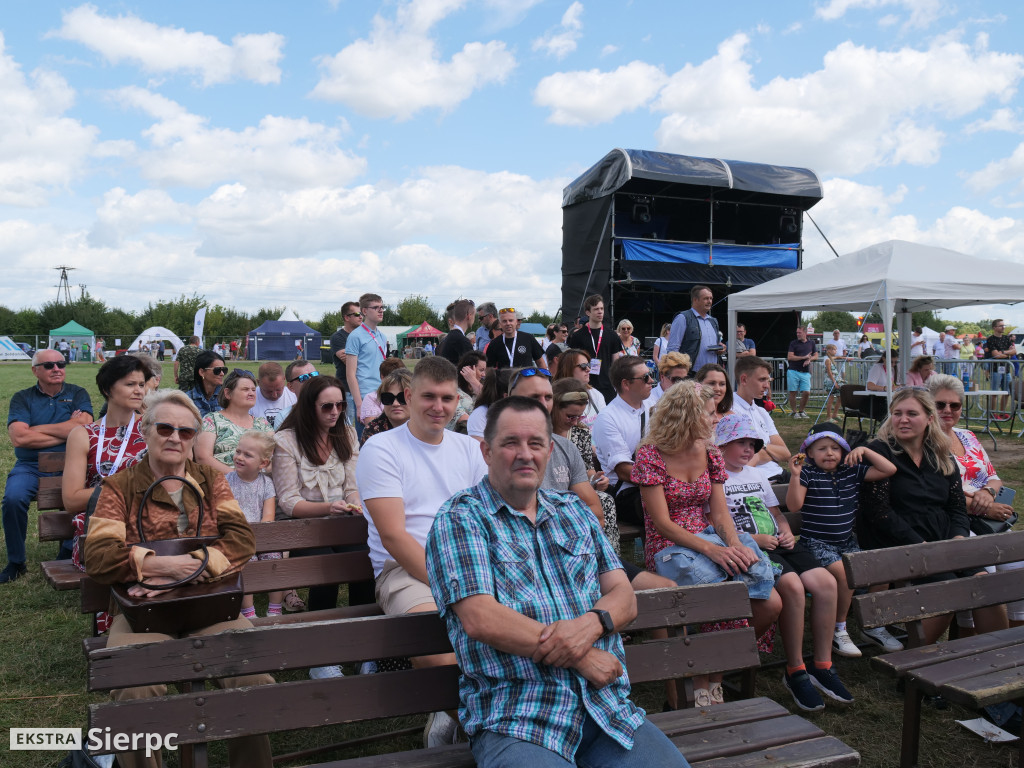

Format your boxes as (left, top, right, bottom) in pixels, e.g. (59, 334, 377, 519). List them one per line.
(288, 371, 319, 384)
(510, 367, 551, 390)
(34, 360, 67, 370)
(934, 401, 962, 412)
(380, 391, 407, 406)
(319, 400, 345, 413)
(499, 307, 516, 315)
(154, 423, 198, 440)
(231, 368, 255, 380)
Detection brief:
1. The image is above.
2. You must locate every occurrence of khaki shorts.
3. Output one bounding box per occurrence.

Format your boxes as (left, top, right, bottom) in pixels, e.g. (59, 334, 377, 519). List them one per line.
(375, 559, 436, 615)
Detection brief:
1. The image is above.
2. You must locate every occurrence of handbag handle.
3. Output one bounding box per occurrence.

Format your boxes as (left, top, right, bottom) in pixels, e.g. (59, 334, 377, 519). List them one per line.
(135, 475, 210, 590)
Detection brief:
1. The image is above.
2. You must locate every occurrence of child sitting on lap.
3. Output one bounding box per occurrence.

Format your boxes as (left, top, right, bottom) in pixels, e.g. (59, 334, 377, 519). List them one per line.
(716, 414, 855, 712)
(226, 430, 284, 619)
(786, 423, 897, 658)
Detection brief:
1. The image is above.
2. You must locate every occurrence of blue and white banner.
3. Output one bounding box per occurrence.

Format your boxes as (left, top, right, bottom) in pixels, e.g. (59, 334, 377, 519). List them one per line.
(0, 336, 31, 361)
(193, 307, 207, 347)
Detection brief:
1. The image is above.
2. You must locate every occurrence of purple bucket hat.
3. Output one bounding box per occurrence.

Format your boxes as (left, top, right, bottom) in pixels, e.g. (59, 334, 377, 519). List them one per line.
(714, 412, 764, 453)
(799, 421, 851, 454)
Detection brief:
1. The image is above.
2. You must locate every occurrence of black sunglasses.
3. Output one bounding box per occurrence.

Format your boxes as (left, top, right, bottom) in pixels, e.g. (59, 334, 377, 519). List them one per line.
(934, 401, 962, 411)
(154, 423, 198, 440)
(34, 360, 67, 370)
(207, 366, 229, 376)
(627, 373, 655, 384)
(380, 391, 407, 406)
(288, 371, 319, 384)
(345, 312, 362, 318)
(319, 400, 345, 412)
(575, 362, 590, 372)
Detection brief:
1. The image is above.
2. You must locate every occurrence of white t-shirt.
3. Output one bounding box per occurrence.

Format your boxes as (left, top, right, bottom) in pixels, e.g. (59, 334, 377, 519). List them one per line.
(357, 423, 488, 576)
(466, 405, 488, 438)
(720, 465, 779, 536)
(250, 387, 297, 429)
(831, 338, 848, 357)
(732, 396, 783, 479)
(867, 363, 889, 388)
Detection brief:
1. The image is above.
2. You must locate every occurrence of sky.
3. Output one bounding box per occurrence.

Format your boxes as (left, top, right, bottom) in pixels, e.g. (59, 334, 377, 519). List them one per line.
(4, 0, 1024, 326)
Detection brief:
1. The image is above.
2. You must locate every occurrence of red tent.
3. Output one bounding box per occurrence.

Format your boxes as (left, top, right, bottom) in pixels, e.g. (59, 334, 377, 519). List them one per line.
(405, 321, 443, 338)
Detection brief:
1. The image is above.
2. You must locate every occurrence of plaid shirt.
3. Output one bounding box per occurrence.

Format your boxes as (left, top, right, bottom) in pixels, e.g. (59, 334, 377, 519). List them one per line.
(426, 477, 644, 760)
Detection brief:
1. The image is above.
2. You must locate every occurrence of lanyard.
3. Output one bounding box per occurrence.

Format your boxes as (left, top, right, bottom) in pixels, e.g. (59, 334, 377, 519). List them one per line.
(590, 326, 603, 356)
(95, 412, 135, 478)
(504, 333, 518, 367)
(360, 324, 386, 360)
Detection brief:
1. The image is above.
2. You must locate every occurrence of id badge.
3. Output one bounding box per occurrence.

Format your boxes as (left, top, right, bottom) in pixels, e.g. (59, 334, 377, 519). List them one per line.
(590, 358, 601, 376)
(999, 365, 1007, 374)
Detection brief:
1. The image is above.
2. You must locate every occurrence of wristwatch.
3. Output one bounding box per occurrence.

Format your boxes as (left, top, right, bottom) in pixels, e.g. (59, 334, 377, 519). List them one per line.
(588, 608, 615, 638)
(983, 486, 997, 498)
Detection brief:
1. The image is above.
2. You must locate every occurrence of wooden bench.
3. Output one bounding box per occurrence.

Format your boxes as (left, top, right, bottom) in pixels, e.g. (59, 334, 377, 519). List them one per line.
(81, 515, 379, 638)
(844, 531, 1024, 768)
(33, 452, 86, 591)
(84, 582, 860, 767)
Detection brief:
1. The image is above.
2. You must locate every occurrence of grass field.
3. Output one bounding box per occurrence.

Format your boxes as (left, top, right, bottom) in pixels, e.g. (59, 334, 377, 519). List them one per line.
(0, 360, 1021, 767)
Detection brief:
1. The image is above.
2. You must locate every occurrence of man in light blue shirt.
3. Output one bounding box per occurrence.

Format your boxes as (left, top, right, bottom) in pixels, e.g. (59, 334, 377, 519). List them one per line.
(345, 292, 389, 436)
(667, 285, 721, 372)
(474, 302, 497, 353)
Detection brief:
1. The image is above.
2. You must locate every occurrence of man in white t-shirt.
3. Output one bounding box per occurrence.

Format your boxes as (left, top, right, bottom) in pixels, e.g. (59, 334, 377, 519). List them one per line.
(909, 327, 927, 358)
(830, 330, 848, 359)
(249, 362, 297, 429)
(732, 356, 792, 482)
(356, 356, 487, 747)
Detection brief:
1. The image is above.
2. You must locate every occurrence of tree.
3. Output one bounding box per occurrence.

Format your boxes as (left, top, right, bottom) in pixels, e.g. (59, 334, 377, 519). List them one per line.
(808, 310, 858, 332)
(389, 295, 444, 330)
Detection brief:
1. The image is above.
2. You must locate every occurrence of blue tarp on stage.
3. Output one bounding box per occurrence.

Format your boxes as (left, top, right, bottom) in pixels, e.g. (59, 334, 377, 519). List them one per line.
(621, 239, 800, 269)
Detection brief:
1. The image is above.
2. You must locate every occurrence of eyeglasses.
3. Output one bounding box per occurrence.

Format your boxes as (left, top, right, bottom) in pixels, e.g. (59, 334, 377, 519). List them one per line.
(207, 366, 228, 376)
(288, 371, 319, 384)
(499, 307, 516, 315)
(154, 423, 198, 440)
(563, 413, 583, 422)
(557, 327, 568, 333)
(380, 391, 407, 406)
(345, 312, 362, 318)
(627, 373, 655, 384)
(364, 305, 384, 312)
(668, 375, 687, 384)
(510, 367, 551, 390)
(934, 401, 962, 412)
(33, 361, 67, 370)
(319, 400, 346, 412)
(575, 362, 590, 372)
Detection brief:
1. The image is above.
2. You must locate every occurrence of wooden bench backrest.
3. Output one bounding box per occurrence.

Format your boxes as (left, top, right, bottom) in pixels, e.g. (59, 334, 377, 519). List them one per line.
(87, 583, 758, 747)
(36, 451, 66, 511)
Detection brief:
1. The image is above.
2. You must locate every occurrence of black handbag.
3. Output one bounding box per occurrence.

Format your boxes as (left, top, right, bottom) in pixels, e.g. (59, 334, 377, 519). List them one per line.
(112, 475, 243, 634)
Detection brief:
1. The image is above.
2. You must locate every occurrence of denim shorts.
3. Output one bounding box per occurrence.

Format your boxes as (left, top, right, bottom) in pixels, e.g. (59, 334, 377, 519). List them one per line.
(990, 369, 1011, 393)
(654, 527, 776, 600)
(801, 534, 859, 568)
(787, 370, 811, 392)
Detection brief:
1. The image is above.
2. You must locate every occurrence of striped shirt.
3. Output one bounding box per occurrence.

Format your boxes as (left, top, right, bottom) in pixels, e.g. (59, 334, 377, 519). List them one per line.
(425, 477, 644, 760)
(797, 463, 869, 543)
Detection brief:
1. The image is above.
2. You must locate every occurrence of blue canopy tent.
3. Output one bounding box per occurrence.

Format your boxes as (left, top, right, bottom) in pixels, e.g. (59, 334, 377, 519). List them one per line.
(247, 315, 322, 361)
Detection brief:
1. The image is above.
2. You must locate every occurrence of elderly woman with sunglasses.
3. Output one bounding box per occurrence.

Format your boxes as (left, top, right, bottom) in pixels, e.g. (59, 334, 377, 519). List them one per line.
(360, 368, 413, 446)
(85, 388, 273, 768)
(196, 369, 272, 474)
(186, 350, 228, 417)
(553, 347, 606, 428)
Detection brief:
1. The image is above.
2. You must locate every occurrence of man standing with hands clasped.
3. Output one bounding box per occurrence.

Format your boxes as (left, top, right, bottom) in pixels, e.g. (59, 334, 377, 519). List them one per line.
(425, 396, 689, 768)
(787, 325, 818, 419)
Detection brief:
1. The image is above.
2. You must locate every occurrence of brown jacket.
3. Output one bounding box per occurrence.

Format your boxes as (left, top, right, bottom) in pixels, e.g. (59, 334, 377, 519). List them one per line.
(84, 458, 255, 585)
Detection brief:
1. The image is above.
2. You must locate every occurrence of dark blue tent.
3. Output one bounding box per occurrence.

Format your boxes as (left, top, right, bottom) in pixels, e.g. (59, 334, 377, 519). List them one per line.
(246, 318, 322, 361)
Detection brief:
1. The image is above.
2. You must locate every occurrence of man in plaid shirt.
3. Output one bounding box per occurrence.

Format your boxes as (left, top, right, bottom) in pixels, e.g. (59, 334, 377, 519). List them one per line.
(425, 396, 688, 767)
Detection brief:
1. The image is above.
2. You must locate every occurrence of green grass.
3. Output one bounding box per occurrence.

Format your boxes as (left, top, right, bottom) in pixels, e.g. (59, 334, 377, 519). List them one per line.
(1, 361, 1022, 766)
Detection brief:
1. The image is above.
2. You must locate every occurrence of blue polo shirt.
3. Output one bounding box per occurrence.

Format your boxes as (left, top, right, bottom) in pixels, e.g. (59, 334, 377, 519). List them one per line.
(345, 325, 388, 401)
(8, 382, 93, 463)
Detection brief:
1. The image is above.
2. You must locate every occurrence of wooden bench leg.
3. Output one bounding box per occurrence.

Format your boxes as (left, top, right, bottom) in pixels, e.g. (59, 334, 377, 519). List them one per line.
(900, 679, 924, 768)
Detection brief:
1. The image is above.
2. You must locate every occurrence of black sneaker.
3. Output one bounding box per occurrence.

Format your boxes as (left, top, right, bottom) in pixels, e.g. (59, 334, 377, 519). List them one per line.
(809, 665, 855, 704)
(783, 670, 825, 712)
(0, 562, 27, 584)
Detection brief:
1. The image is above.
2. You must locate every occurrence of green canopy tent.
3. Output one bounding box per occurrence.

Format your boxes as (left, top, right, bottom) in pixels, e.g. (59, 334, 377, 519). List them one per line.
(48, 320, 95, 360)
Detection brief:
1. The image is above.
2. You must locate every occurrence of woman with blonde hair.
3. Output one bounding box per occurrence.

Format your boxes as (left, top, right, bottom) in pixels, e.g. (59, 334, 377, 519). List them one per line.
(647, 351, 691, 409)
(652, 322, 671, 363)
(631, 380, 781, 705)
(616, 319, 640, 356)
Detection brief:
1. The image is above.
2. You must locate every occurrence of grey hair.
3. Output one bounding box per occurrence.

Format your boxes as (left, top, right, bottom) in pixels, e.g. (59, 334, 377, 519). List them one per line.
(32, 349, 62, 365)
(926, 373, 964, 401)
(140, 389, 202, 434)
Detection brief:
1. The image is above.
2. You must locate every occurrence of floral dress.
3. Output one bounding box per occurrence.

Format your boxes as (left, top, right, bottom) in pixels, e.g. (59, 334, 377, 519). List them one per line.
(953, 428, 999, 500)
(565, 425, 619, 553)
(202, 412, 272, 467)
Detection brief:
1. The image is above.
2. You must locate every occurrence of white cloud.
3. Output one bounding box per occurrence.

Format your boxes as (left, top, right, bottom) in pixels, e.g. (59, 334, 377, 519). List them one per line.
(600, 44, 619, 57)
(89, 188, 192, 247)
(966, 143, 1024, 193)
(110, 87, 366, 190)
(814, 0, 946, 28)
(311, 0, 516, 120)
(532, 2, 584, 60)
(0, 33, 98, 207)
(652, 33, 1024, 176)
(534, 61, 668, 126)
(51, 4, 284, 86)
(965, 108, 1024, 134)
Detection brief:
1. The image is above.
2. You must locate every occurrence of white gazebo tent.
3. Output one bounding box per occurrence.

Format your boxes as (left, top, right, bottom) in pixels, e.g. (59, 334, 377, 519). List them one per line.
(727, 240, 1024, 405)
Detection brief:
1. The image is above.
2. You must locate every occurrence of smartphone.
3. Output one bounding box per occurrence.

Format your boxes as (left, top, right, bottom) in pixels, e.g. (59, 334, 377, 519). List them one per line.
(995, 487, 1016, 506)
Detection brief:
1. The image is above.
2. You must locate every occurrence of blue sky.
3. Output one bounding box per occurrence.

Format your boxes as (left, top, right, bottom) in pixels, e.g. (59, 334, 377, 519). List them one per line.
(4, 0, 1024, 325)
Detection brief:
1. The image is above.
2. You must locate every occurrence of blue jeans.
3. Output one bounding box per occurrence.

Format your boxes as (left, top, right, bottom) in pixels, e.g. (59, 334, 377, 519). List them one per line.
(653, 527, 776, 600)
(471, 716, 689, 768)
(345, 396, 356, 427)
(2, 461, 57, 565)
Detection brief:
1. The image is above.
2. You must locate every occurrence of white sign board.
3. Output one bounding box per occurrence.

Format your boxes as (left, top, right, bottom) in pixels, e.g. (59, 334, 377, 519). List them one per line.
(0, 337, 31, 361)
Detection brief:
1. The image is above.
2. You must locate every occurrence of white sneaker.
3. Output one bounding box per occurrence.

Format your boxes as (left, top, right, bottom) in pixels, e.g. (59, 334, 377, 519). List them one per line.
(862, 626, 904, 652)
(832, 629, 862, 658)
(791, 411, 801, 419)
(309, 665, 344, 679)
(424, 710, 459, 748)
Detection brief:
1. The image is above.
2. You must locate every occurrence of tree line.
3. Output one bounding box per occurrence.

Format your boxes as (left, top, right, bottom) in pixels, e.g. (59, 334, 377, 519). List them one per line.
(0, 292, 556, 342)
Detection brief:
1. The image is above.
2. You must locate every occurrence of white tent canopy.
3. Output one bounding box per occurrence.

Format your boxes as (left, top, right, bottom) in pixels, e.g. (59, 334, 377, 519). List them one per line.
(727, 240, 1024, 403)
(127, 326, 186, 353)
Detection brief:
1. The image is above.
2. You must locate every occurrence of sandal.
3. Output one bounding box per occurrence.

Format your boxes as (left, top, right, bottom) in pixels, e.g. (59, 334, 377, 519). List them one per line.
(694, 688, 713, 708)
(283, 590, 306, 612)
(709, 682, 725, 705)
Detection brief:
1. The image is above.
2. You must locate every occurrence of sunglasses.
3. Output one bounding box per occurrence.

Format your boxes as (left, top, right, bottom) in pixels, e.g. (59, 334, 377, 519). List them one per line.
(510, 367, 551, 390)
(563, 413, 583, 422)
(380, 391, 407, 406)
(154, 423, 198, 440)
(668, 375, 687, 384)
(575, 362, 590, 372)
(319, 400, 346, 412)
(288, 371, 319, 384)
(627, 373, 655, 384)
(345, 312, 362, 318)
(934, 401, 962, 412)
(499, 307, 517, 315)
(207, 366, 229, 376)
(34, 361, 67, 370)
